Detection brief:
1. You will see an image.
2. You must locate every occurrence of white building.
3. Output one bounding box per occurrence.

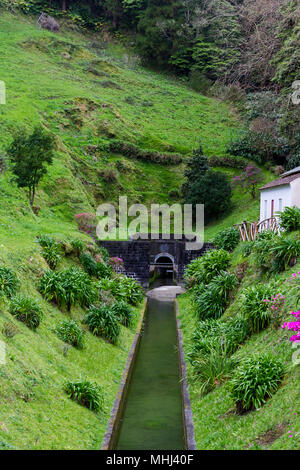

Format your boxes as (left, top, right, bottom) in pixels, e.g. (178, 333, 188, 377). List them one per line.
(259, 166, 300, 222)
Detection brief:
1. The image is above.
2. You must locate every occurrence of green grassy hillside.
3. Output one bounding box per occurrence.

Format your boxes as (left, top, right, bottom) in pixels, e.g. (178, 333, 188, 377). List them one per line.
(178, 244, 300, 450)
(0, 11, 277, 450)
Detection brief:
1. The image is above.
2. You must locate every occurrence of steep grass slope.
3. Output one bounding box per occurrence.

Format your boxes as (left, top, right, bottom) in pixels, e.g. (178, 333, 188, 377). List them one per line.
(178, 246, 300, 450)
(0, 11, 276, 450)
(0, 12, 273, 235)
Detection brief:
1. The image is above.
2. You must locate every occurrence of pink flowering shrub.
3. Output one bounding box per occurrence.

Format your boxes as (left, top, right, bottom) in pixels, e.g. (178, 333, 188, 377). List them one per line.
(282, 311, 300, 343)
(263, 293, 285, 329)
(75, 213, 97, 241)
(109, 257, 124, 272)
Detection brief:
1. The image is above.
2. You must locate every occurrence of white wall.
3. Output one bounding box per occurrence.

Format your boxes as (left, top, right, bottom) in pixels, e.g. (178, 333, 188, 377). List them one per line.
(290, 178, 300, 207)
(260, 185, 291, 221)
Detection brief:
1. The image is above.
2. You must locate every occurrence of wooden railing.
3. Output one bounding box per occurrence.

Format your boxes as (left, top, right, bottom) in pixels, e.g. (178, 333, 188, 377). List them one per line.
(233, 217, 280, 242)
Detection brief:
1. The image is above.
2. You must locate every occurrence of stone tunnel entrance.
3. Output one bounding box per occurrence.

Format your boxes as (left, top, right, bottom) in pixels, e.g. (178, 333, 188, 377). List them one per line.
(150, 253, 176, 284)
(99, 237, 214, 287)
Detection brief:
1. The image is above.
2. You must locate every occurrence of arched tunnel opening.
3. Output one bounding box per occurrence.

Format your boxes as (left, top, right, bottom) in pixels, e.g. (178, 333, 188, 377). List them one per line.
(150, 254, 176, 286)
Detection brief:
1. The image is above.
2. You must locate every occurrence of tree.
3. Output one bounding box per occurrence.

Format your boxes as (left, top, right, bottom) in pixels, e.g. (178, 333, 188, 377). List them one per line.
(232, 164, 263, 199)
(7, 126, 55, 208)
(182, 148, 232, 223)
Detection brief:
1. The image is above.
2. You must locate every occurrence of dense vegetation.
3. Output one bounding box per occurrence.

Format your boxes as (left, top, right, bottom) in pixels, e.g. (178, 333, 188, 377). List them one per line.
(179, 214, 300, 449)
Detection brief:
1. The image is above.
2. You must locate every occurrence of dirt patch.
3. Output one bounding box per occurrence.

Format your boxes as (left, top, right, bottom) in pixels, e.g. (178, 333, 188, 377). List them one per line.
(255, 422, 288, 447)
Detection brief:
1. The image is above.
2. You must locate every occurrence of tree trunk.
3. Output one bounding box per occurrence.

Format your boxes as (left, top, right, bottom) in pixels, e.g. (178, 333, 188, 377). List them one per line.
(62, 0, 67, 11)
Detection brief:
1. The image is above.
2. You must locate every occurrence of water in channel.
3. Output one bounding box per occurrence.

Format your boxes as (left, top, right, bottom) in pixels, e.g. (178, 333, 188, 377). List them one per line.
(116, 287, 184, 450)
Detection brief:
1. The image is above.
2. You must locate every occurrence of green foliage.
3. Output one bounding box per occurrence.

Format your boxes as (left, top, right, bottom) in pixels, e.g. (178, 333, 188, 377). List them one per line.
(189, 316, 249, 362)
(241, 284, 274, 333)
(193, 272, 238, 321)
(185, 249, 231, 286)
(252, 231, 278, 273)
(270, 236, 300, 273)
(111, 300, 134, 328)
(9, 295, 43, 330)
(7, 126, 55, 207)
(80, 252, 112, 279)
(64, 379, 104, 412)
(39, 268, 94, 311)
(0, 267, 19, 298)
(192, 349, 236, 396)
(84, 304, 121, 344)
(37, 235, 62, 270)
(109, 140, 182, 165)
(98, 276, 144, 306)
(56, 319, 85, 349)
(230, 354, 285, 412)
(182, 149, 232, 222)
(278, 206, 300, 232)
(213, 228, 240, 252)
(70, 239, 85, 257)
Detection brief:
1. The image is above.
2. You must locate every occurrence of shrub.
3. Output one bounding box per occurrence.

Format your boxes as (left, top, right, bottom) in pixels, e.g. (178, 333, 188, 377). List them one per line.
(193, 272, 238, 320)
(278, 206, 300, 232)
(116, 276, 144, 306)
(190, 316, 250, 362)
(241, 284, 274, 332)
(70, 238, 85, 257)
(213, 228, 240, 252)
(270, 236, 300, 273)
(0, 267, 19, 298)
(84, 304, 121, 344)
(56, 320, 84, 349)
(112, 301, 134, 328)
(109, 140, 182, 165)
(252, 231, 278, 273)
(9, 295, 43, 330)
(2, 321, 18, 338)
(64, 380, 104, 412)
(230, 354, 285, 412)
(80, 252, 112, 279)
(193, 349, 236, 396)
(37, 235, 62, 269)
(39, 268, 94, 311)
(184, 249, 230, 286)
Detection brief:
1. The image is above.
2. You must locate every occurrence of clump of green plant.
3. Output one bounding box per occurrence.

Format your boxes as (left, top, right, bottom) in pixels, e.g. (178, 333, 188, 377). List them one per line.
(37, 235, 62, 270)
(39, 268, 94, 312)
(84, 304, 121, 344)
(213, 227, 240, 252)
(184, 249, 230, 286)
(112, 301, 134, 328)
(9, 295, 43, 330)
(193, 272, 238, 320)
(64, 379, 104, 412)
(252, 231, 278, 273)
(0, 267, 19, 298)
(270, 236, 300, 273)
(230, 354, 285, 412)
(56, 320, 84, 349)
(2, 321, 18, 338)
(241, 284, 275, 333)
(193, 349, 237, 396)
(189, 315, 249, 362)
(99, 276, 144, 306)
(277, 206, 300, 232)
(80, 252, 112, 279)
(70, 238, 85, 257)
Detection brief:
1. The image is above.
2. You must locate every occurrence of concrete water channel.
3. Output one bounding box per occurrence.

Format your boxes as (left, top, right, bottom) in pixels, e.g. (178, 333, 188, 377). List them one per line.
(110, 283, 193, 450)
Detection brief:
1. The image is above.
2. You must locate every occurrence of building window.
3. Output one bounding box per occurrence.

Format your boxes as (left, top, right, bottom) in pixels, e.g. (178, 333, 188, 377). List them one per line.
(264, 200, 268, 219)
(271, 200, 274, 217)
(279, 198, 283, 212)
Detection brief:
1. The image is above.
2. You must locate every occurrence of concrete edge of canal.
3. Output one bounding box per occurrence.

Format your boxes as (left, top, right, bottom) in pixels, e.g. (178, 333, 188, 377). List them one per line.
(101, 286, 196, 451)
(101, 298, 148, 450)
